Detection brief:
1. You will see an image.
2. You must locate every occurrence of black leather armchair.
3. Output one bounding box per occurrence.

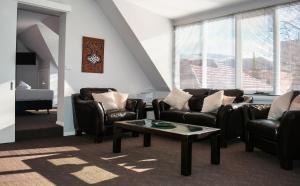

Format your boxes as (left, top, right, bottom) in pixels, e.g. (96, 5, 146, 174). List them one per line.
(72, 88, 144, 142)
(153, 89, 253, 147)
(245, 91, 300, 170)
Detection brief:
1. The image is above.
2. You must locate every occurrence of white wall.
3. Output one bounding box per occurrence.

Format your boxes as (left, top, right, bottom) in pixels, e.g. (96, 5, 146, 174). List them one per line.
(113, 0, 173, 88)
(50, 61, 58, 106)
(0, 0, 17, 143)
(49, 0, 155, 134)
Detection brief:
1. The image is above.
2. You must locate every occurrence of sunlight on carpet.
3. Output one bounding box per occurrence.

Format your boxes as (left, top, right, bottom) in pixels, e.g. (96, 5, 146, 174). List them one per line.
(118, 163, 154, 173)
(0, 154, 58, 173)
(138, 159, 157, 162)
(71, 166, 119, 184)
(101, 154, 128, 160)
(0, 146, 79, 157)
(48, 157, 88, 166)
(0, 172, 55, 186)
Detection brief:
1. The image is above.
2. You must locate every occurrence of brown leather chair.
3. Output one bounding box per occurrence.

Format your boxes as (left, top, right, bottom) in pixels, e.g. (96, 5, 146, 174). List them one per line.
(245, 91, 300, 170)
(72, 88, 144, 142)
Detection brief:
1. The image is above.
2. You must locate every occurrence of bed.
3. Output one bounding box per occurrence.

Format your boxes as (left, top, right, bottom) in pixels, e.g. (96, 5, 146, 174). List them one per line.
(16, 89, 54, 113)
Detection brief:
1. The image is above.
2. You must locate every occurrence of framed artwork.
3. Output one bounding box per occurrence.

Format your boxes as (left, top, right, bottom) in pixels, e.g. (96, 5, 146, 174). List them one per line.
(82, 36, 104, 73)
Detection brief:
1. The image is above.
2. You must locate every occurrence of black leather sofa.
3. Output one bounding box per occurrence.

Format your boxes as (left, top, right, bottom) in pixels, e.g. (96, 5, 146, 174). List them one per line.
(152, 89, 253, 147)
(245, 91, 300, 170)
(72, 88, 145, 142)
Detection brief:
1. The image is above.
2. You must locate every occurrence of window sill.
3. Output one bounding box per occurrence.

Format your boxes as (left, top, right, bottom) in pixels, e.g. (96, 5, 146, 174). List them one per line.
(246, 94, 277, 104)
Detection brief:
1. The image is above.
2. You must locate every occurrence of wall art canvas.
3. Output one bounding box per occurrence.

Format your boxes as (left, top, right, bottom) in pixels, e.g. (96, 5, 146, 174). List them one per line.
(82, 36, 104, 73)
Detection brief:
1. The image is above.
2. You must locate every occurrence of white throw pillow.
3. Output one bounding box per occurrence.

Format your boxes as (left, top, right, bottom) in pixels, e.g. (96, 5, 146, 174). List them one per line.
(163, 88, 192, 110)
(268, 91, 293, 120)
(171, 102, 190, 111)
(202, 91, 224, 112)
(16, 81, 31, 90)
(289, 95, 300, 111)
(92, 92, 118, 111)
(113, 91, 129, 109)
(222, 95, 236, 105)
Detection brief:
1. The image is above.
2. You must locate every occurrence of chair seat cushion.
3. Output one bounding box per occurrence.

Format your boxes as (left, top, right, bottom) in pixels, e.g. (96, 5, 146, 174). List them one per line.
(160, 110, 187, 123)
(183, 112, 217, 127)
(247, 119, 280, 141)
(105, 110, 136, 125)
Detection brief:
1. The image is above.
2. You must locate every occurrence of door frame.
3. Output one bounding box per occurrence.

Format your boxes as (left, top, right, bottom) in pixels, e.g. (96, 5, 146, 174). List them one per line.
(16, 0, 71, 137)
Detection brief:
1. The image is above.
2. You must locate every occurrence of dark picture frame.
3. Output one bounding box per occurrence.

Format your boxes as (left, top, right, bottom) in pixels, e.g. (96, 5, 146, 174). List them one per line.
(82, 36, 104, 73)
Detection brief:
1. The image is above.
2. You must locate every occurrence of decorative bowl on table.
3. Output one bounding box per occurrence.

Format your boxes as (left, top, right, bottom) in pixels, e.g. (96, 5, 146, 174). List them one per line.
(151, 121, 176, 129)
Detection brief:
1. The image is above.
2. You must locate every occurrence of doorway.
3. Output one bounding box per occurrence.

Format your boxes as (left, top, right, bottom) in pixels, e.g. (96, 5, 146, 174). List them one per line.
(15, 1, 69, 141)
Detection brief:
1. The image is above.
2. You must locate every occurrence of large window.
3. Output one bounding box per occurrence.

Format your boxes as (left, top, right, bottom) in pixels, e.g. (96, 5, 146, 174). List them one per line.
(241, 10, 274, 93)
(279, 3, 300, 93)
(174, 2, 300, 95)
(175, 18, 235, 89)
(175, 24, 202, 88)
(205, 18, 235, 89)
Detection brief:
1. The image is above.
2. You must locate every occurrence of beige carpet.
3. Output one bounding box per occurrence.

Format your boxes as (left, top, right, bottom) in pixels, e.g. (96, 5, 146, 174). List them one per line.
(0, 135, 299, 186)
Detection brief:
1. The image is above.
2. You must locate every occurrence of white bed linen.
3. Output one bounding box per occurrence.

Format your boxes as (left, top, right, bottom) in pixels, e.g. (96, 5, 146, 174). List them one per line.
(16, 89, 54, 101)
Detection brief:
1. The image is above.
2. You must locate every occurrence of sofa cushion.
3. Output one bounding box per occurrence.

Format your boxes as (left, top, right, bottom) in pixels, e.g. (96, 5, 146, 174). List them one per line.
(80, 88, 116, 100)
(268, 91, 293, 120)
(202, 91, 224, 112)
(112, 91, 129, 109)
(160, 110, 187, 123)
(183, 112, 217, 127)
(184, 89, 210, 96)
(105, 110, 137, 125)
(209, 89, 244, 103)
(247, 119, 280, 141)
(223, 95, 236, 105)
(92, 92, 119, 111)
(188, 95, 207, 112)
(163, 88, 192, 110)
(290, 95, 300, 111)
(291, 91, 300, 101)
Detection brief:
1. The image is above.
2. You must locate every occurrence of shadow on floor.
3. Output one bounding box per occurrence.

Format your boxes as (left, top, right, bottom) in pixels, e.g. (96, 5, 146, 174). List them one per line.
(15, 110, 63, 141)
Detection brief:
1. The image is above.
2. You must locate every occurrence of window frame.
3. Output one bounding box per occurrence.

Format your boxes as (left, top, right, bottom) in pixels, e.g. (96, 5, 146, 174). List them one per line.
(174, 2, 300, 95)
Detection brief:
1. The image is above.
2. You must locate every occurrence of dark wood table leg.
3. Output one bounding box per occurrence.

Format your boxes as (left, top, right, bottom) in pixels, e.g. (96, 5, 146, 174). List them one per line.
(113, 127, 122, 153)
(144, 133, 151, 147)
(181, 137, 192, 176)
(211, 134, 220, 165)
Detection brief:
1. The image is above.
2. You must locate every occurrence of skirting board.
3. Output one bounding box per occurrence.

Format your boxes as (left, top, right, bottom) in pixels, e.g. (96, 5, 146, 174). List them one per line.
(64, 131, 75, 136)
(56, 121, 76, 136)
(56, 120, 64, 126)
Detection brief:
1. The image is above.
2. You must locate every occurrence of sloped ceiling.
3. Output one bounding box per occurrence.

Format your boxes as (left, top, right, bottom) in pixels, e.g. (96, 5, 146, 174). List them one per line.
(17, 10, 59, 67)
(121, 0, 250, 19)
(97, 0, 170, 91)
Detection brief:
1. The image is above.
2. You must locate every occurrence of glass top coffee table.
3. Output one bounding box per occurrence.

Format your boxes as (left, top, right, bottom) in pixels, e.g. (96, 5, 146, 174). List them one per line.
(112, 119, 221, 176)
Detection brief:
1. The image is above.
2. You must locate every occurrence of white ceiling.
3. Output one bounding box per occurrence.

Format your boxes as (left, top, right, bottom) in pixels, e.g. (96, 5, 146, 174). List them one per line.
(123, 0, 251, 19)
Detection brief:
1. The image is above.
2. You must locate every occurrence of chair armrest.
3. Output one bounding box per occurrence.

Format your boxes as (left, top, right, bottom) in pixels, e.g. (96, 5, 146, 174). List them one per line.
(72, 94, 105, 134)
(152, 98, 162, 120)
(278, 110, 300, 159)
(152, 98, 170, 120)
(216, 103, 248, 141)
(126, 98, 144, 119)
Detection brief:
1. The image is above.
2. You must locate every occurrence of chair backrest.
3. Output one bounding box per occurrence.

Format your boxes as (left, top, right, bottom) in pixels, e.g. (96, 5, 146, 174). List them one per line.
(291, 90, 300, 103)
(79, 88, 117, 100)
